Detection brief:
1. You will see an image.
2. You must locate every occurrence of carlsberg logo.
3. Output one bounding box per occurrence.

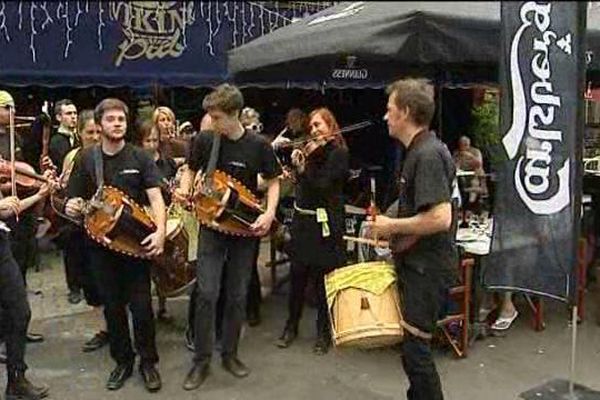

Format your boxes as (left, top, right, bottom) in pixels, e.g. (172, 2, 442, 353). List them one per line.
(502, 2, 570, 215)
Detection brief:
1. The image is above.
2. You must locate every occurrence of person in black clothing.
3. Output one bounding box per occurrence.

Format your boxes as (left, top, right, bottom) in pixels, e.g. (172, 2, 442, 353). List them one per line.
(49, 99, 79, 175)
(137, 119, 178, 321)
(59, 109, 108, 353)
(175, 84, 281, 391)
(0, 90, 52, 400)
(0, 90, 44, 344)
(65, 98, 166, 393)
(365, 78, 457, 400)
(275, 107, 349, 355)
(49, 99, 83, 304)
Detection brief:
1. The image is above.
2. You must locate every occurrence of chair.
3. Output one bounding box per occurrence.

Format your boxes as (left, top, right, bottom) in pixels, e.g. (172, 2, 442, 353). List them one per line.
(436, 257, 474, 358)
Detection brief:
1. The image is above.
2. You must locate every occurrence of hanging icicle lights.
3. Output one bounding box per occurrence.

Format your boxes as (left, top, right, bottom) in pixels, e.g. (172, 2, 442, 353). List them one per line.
(0, 1, 337, 63)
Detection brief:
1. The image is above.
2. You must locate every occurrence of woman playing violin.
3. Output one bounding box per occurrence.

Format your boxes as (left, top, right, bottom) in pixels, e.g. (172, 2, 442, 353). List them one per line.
(276, 107, 349, 355)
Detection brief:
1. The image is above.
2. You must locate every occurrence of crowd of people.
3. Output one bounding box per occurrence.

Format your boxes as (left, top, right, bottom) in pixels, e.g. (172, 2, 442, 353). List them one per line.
(0, 79, 495, 400)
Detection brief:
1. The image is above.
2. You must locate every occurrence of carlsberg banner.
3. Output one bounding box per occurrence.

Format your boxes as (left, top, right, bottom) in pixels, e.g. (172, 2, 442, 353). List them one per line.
(482, 2, 586, 302)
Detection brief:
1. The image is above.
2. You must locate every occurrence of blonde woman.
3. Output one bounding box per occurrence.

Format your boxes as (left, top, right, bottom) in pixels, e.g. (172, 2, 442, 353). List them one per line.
(152, 106, 187, 160)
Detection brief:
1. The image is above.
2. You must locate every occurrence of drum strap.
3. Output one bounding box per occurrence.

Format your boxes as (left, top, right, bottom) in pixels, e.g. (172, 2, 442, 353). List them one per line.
(400, 320, 433, 340)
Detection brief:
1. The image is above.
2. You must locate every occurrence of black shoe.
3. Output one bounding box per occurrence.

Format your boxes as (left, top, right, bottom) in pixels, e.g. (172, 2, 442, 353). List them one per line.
(6, 370, 49, 400)
(312, 337, 331, 355)
(67, 291, 82, 305)
(0, 342, 6, 364)
(247, 314, 261, 327)
(276, 326, 298, 349)
(182, 363, 210, 391)
(222, 357, 250, 378)
(139, 364, 161, 393)
(185, 327, 195, 352)
(106, 362, 133, 391)
(26, 333, 44, 343)
(82, 331, 109, 353)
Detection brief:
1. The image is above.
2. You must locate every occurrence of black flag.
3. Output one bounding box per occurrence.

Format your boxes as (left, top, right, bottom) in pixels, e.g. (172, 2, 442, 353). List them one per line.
(482, 2, 587, 302)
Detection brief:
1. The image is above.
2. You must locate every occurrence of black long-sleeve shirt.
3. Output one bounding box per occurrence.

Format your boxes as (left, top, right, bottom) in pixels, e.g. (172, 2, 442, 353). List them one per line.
(291, 142, 349, 269)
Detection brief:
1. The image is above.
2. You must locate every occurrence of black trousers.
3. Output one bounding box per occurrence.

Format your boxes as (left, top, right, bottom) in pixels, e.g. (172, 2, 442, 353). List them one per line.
(188, 238, 261, 341)
(62, 228, 84, 294)
(10, 213, 38, 286)
(397, 264, 449, 400)
(193, 229, 256, 364)
(0, 232, 31, 372)
(89, 245, 158, 366)
(285, 261, 330, 338)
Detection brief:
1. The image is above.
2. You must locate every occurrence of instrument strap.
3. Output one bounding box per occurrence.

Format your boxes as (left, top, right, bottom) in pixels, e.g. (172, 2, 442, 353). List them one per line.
(93, 144, 104, 190)
(204, 132, 221, 187)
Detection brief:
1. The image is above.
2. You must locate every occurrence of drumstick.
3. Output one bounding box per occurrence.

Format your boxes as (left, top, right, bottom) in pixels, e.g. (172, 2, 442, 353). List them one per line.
(343, 235, 389, 248)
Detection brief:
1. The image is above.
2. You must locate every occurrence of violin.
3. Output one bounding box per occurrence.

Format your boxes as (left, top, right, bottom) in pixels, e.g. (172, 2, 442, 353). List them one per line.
(0, 158, 50, 194)
(301, 134, 337, 161)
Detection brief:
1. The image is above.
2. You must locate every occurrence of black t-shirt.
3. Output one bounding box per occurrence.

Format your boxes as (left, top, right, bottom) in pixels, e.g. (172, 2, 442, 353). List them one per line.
(186, 130, 282, 193)
(67, 143, 162, 206)
(395, 130, 457, 276)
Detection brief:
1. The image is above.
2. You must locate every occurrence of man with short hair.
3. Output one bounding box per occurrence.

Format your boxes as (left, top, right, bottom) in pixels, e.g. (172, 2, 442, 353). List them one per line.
(176, 84, 281, 391)
(366, 78, 457, 400)
(49, 99, 78, 174)
(65, 98, 166, 393)
(49, 99, 84, 305)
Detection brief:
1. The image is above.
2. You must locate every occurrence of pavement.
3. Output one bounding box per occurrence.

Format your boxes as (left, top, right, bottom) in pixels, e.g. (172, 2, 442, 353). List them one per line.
(2, 244, 600, 400)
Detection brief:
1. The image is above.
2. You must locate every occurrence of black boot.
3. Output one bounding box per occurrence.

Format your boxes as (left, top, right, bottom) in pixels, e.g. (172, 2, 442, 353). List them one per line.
(275, 323, 298, 349)
(0, 341, 6, 364)
(6, 369, 49, 400)
(313, 334, 331, 356)
(182, 363, 210, 391)
(222, 357, 250, 378)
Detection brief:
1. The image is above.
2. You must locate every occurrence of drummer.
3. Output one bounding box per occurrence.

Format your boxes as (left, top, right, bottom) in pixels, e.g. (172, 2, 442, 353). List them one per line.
(275, 107, 349, 355)
(137, 119, 179, 321)
(366, 78, 457, 400)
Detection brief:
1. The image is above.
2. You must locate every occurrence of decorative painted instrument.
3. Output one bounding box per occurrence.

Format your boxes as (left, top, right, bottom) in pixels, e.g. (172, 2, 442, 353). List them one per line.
(192, 169, 272, 237)
(53, 186, 156, 258)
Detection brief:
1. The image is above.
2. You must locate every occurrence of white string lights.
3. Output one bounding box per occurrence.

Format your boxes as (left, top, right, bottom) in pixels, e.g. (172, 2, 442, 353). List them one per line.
(0, 1, 11, 43)
(28, 1, 37, 62)
(2, 1, 337, 64)
(97, 1, 105, 51)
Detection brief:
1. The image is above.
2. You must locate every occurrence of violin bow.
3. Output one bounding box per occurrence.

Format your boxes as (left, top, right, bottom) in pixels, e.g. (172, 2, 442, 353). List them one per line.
(40, 100, 52, 172)
(7, 104, 19, 221)
(8, 105, 17, 198)
(279, 120, 374, 148)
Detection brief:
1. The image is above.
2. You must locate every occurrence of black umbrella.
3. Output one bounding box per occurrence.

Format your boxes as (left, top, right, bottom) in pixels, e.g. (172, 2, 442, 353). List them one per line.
(228, 1, 600, 89)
